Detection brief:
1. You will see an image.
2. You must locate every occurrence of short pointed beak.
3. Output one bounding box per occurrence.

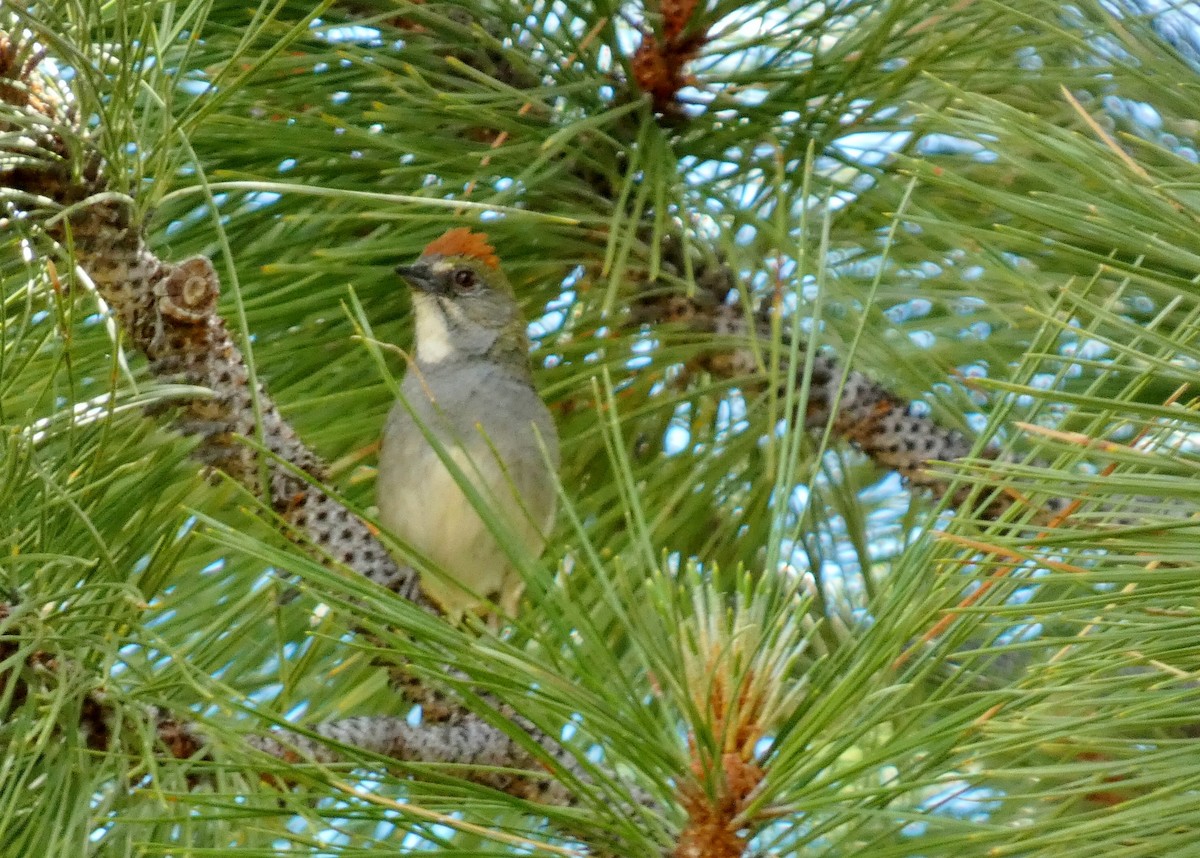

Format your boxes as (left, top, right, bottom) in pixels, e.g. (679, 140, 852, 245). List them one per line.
(394, 261, 439, 293)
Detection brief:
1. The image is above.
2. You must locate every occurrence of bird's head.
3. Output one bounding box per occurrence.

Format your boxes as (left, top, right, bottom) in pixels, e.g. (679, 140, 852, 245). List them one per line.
(396, 228, 530, 369)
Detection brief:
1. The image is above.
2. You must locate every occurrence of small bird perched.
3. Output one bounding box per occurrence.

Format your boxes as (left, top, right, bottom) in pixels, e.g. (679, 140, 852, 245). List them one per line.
(377, 229, 559, 621)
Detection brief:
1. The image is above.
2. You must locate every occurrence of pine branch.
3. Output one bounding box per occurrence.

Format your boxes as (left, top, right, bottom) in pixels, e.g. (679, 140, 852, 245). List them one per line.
(0, 598, 586, 806)
(63, 206, 423, 599)
(628, 242, 1023, 520)
(628, 247, 1200, 532)
(0, 29, 644, 821)
(247, 714, 569, 802)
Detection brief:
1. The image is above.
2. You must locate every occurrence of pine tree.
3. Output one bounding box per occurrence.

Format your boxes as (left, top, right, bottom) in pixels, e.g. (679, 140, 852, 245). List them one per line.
(3, 1, 1200, 855)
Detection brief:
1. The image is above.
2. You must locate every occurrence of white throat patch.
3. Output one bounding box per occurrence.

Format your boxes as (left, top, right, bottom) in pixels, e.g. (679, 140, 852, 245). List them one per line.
(416, 299, 456, 364)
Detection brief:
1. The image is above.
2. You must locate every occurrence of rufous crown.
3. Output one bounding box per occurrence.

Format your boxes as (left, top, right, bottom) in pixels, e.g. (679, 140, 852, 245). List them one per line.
(421, 228, 499, 269)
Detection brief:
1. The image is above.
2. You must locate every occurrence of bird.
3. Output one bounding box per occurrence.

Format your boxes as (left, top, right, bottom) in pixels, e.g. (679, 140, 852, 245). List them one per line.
(377, 228, 560, 622)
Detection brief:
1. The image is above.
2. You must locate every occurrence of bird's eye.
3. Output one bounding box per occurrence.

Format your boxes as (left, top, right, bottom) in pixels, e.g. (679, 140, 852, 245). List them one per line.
(452, 268, 476, 291)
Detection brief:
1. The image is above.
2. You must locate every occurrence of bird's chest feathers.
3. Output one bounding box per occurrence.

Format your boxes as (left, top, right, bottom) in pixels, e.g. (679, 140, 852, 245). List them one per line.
(398, 361, 541, 463)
